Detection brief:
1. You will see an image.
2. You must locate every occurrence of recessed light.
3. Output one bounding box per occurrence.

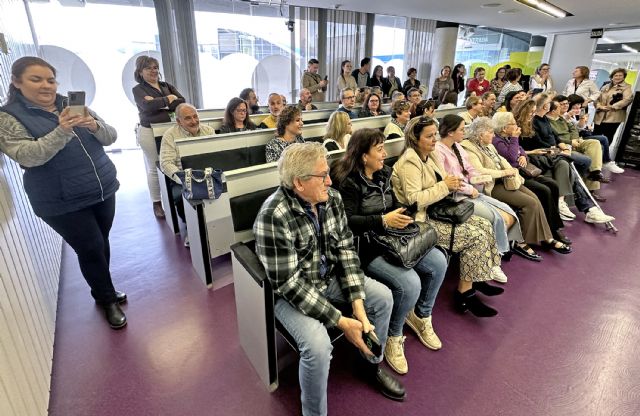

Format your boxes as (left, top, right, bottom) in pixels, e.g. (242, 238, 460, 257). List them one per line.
(499, 9, 519, 14)
(608, 22, 626, 26)
(482, 3, 502, 7)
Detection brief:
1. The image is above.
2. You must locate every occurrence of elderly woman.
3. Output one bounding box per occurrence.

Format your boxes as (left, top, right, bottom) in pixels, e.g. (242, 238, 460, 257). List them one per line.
(219, 97, 257, 133)
(322, 111, 352, 151)
(463, 117, 570, 259)
(392, 117, 504, 317)
(358, 92, 386, 118)
(435, 115, 522, 281)
(432, 65, 454, 105)
(265, 106, 305, 162)
(333, 128, 447, 374)
(530, 63, 554, 93)
(384, 100, 411, 140)
(594, 68, 634, 151)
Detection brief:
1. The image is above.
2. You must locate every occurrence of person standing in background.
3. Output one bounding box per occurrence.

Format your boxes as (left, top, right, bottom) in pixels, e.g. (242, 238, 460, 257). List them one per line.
(352, 57, 371, 88)
(302, 58, 328, 103)
(132, 55, 185, 219)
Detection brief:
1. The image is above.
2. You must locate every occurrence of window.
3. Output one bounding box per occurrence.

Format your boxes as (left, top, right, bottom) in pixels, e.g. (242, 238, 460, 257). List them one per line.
(373, 15, 406, 81)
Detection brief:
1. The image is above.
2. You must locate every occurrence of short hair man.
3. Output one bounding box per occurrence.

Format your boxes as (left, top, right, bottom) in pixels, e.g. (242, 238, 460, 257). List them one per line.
(302, 58, 328, 103)
(254, 142, 405, 416)
(337, 88, 358, 119)
(352, 57, 371, 88)
(160, 104, 214, 240)
(297, 88, 318, 111)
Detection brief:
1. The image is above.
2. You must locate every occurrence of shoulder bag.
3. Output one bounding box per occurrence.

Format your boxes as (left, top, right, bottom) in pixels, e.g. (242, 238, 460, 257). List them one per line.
(174, 167, 223, 200)
(369, 222, 438, 269)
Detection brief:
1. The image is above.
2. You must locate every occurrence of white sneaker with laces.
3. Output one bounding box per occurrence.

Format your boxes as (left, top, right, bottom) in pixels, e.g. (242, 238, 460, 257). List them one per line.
(384, 335, 408, 375)
(405, 311, 442, 350)
(491, 266, 508, 283)
(604, 161, 624, 174)
(558, 200, 576, 219)
(585, 207, 615, 223)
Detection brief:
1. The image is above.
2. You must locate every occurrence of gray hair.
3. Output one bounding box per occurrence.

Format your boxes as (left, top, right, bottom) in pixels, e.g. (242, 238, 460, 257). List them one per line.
(278, 142, 327, 189)
(467, 116, 494, 139)
(492, 112, 516, 135)
(299, 88, 310, 98)
(340, 88, 355, 100)
(175, 103, 196, 120)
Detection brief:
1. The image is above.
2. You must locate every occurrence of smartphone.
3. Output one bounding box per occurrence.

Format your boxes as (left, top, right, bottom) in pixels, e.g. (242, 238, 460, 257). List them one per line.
(67, 91, 86, 116)
(531, 88, 543, 95)
(362, 331, 382, 357)
(324, 75, 328, 81)
(403, 202, 418, 216)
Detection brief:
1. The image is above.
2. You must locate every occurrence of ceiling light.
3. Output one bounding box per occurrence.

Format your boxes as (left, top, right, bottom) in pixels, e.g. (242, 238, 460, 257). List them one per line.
(481, 3, 502, 7)
(514, 0, 570, 18)
(499, 9, 519, 14)
(621, 44, 639, 54)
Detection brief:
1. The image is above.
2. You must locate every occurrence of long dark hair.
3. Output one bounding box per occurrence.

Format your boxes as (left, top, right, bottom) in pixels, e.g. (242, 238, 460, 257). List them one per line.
(439, 114, 468, 175)
(222, 97, 256, 130)
(332, 128, 385, 186)
(7, 56, 57, 104)
(134, 55, 160, 84)
(340, 60, 351, 81)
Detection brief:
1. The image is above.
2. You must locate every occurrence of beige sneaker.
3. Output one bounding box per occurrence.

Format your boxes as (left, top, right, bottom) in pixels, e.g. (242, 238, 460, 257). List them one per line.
(384, 335, 408, 375)
(406, 310, 442, 350)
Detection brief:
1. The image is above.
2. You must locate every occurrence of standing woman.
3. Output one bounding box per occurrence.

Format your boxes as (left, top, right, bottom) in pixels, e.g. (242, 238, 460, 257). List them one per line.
(451, 63, 466, 96)
(132, 55, 185, 219)
(490, 67, 507, 96)
(594, 68, 634, 151)
(431, 65, 454, 105)
(403, 68, 421, 95)
(368, 65, 385, 89)
(530, 63, 554, 93)
(562, 66, 600, 108)
(0, 57, 126, 328)
(466, 67, 490, 98)
(337, 60, 358, 99)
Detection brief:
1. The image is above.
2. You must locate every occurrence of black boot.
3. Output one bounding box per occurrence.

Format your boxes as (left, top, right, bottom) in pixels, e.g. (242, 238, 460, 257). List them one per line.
(103, 302, 127, 329)
(472, 281, 504, 296)
(93, 290, 127, 304)
(355, 356, 406, 401)
(454, 289, 498, 317)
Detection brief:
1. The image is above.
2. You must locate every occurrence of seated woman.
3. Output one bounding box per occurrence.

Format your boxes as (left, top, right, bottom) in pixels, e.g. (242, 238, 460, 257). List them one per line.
(322, 111, 352, 151)
(384, 100, 411, 140)
(358, 92, 386, 118)
(492, 111, 571, 252)
(431, 65, 454, 105)
(415, 99, 436, 119)
(466, 67, 490, 98)
(437, 91, 458, 110)
(496, 90, 526, 113)
(490, 66, 507, 96)
(258, 93, 284, 129)
(265, 106, 305, 162)
(403, 67, 420, 95)
(496, 68, 523, 108)
(392, 117, 504, 317)
(333, 128, 448, 374)
(462, 117, 570, 258)
(435, 115, 522, 281)
(391, 90, 406, 103)
(514, 99, 614, 225)
(368, 65, 385, 89)
(219, 97, 257, 133)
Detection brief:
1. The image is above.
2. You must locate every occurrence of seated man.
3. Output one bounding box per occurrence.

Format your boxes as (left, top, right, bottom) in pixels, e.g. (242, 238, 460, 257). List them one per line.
(296, 88, 318, 111)
(254, 143, 405, 416)
(258, 93, 284, 129)
(337, 88, 358, 119)
(160, 103, 215, 246)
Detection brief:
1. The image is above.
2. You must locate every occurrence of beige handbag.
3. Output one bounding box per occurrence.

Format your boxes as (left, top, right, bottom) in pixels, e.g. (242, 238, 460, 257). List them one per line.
(503, 171, 524, 191)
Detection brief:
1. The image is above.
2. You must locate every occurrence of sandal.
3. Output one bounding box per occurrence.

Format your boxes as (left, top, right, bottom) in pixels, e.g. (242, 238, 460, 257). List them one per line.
(542, 239, 572, 254)
(512, 243, 542, 262)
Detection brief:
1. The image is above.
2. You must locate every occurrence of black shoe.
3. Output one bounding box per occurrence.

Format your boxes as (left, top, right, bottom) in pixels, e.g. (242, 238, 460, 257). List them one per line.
(454, 289, 498, 317)
(94, 290, 127, 305)
(472, 281, 504, 296)
(501, 250, 513, 262)
(374, 366, 406, 401)
(103, 302, 127, 329)
(552, 230, 572, 245)
(542, 239, 572, 254)
(587, 170, 605, 182)
(512, 244, 543, 262)
(591, 191, 607, 202)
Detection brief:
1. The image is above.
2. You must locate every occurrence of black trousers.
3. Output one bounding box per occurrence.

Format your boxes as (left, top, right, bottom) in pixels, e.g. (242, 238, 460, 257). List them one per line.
(170, 182, 186, 222)
(41, 196, 117, 304)
(593, 122, 621, 148)
(524, 176, 563, 233)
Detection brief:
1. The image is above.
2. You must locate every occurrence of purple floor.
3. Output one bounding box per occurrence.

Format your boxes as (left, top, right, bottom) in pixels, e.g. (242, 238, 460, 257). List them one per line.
(48, 150, 640, 416)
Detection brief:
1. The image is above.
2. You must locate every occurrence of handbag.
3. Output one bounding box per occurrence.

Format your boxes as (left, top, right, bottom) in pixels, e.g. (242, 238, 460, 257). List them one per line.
(369, 222, 438, 269)
(503, 171, 524, 191)
(427, 196, 474, 225)
(519, 163, 542, 178)
(174, 167, 223, 200)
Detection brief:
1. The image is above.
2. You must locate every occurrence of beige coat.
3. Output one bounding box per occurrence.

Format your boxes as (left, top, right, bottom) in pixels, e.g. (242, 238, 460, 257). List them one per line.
(391, 147, 450, 223)
(302, 71, 326, 103)
(594, 82, 633, 124)
(460, 140, 522, 195)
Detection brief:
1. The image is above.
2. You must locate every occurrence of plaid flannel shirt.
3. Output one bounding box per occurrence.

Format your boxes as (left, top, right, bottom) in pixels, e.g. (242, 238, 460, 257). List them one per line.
(254, 186, 366, 327)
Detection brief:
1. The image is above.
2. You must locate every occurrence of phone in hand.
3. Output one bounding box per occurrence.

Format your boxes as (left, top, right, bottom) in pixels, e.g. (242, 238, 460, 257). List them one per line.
(362, 330, 382, 357)
(67, 91, 86, 117)
(403, 202, 418, 216)
(324, 75, 328, 81)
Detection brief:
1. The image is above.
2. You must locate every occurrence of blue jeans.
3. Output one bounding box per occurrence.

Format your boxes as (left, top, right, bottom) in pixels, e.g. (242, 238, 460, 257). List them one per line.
(587, 134, 611, 163)
(366, 248, 447, 336)
(274, 276, 392, 416)
(570, 151, 592, 174)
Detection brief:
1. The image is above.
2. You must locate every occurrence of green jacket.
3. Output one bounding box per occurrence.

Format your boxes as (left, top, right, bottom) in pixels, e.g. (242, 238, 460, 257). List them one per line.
(547, 116, 579, 144)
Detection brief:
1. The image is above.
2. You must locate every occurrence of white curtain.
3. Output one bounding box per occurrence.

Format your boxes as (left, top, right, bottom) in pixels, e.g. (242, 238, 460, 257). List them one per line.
(403, 17, 437, 93)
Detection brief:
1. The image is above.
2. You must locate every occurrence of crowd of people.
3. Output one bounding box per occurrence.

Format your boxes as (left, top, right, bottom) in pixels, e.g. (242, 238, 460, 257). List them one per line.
(1, 53, 634, 416)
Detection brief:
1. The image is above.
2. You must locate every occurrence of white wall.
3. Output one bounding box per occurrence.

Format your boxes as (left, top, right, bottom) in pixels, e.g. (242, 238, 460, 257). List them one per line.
(0, 2, 62, 415)
(543, 32, 598, 92)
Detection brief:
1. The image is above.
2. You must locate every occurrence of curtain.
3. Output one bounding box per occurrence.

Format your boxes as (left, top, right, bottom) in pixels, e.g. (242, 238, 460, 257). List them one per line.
(403, 17, 437, 94)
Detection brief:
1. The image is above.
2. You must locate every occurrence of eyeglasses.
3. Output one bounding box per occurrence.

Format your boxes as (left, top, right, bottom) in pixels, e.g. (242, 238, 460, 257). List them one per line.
(343, 95, 356, 100)
(304, 172, 330, 182)
(234, 108, 247, 113)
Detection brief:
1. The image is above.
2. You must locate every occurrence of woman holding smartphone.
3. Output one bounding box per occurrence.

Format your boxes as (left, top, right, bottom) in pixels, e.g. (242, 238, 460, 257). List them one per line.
(132, 55, 185, 219)
(0, 56, 126, 329)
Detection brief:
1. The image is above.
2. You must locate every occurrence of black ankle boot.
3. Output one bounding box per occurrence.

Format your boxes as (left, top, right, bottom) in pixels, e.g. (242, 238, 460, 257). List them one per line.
(103, 302, 127, 329)
(354, 356, 406, 401)
(454, 289, 498, 317)
(472, 281, 504, 296)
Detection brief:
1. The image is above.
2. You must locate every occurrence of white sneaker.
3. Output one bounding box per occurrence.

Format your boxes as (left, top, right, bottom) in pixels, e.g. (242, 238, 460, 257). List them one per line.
(604, 161, 624, 174)
(491, 266, 508, 283)
(560, 213, 575, 222)
(384, 335, 408, 375)
(585, 207, 615, 224)
(405, 311, 442, 350)
(184, 235, 190, 248)
(558, 200, 576, 219)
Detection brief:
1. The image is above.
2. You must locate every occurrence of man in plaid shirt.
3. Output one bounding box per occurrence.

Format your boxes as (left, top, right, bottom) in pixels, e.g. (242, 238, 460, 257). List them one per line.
(254, 143, 405, 416)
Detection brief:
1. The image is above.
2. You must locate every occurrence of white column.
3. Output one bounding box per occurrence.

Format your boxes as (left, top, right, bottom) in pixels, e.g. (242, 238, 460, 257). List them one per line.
(543, 32, 598, 91)
(428, 22, 458, 98)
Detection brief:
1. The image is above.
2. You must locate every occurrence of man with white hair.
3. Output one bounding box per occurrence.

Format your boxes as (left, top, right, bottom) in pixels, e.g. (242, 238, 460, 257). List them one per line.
(297, 88, 318, 111)
(254, 142, 405, 416)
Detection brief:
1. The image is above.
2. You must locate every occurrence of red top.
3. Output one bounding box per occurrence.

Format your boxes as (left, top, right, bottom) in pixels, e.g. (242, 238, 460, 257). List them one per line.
(467, 78, 490, 96)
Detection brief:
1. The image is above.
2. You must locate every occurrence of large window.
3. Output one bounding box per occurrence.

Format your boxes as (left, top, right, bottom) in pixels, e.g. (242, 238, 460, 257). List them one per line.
(592, 29, 640, 89)
(372, 15, 406, 81)
(29, 1, 160, 150)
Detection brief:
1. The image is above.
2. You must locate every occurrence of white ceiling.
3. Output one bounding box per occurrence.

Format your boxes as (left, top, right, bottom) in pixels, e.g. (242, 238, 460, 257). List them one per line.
(287, 0, 640, 35)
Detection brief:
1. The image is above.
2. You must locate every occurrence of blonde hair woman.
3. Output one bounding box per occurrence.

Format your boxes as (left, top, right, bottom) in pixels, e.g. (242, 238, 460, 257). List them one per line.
(322, 111, 352, 151)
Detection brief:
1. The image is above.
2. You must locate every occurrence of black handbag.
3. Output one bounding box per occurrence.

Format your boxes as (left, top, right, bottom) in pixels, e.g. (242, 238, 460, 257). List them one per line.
(369, 222, 438, 268)
(174, 168, 223, 200)
(427, 196, 474, 225)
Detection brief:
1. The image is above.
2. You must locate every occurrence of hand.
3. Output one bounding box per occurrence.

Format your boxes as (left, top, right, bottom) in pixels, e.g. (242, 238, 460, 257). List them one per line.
(305, 103, 314, 111)
(166, 94, 178, 104)
(57, 107, 84, 133)
(571, 139, 581, 147)
(558, 143, 568, 151)
(561, 149, 571, 156)
(144, 95, 154, 101)
(319, 79, 328, 87)
(337, 316, 373, 358)
(74, 109, 99, 132)
(513, 126, 522, 138)
(383, 207, 413, 229)
(532, 149, 548, 155)
(470, 91, 477, 97)
(503, 167, 518, 177)
(470, 188, 480, 199)
(443, 175, 461, 191)
(517, 155, 527, 168)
